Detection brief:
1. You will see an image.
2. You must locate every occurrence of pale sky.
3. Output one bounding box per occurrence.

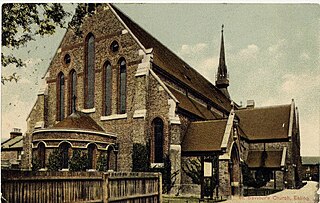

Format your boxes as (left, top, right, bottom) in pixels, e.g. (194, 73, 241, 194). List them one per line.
(1, 3, 319, 156)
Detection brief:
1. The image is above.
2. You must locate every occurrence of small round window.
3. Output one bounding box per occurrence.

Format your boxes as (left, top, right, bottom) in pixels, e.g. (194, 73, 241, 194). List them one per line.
(64, 54, 71, 65)
(110, 41, 119, 52)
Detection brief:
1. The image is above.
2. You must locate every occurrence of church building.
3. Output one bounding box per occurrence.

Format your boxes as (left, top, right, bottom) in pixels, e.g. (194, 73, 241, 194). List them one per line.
(21, 4, 302, 198)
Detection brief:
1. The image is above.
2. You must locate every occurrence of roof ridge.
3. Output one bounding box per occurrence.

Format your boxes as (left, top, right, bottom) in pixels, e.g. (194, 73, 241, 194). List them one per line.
(236, 104, 291, 111)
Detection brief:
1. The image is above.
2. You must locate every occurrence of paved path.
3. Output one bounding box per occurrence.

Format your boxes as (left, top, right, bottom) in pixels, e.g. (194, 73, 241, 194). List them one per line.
(226, 181, 319, 203)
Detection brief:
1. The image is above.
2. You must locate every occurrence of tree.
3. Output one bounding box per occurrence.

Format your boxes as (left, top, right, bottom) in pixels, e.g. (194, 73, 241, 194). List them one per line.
(47, 148, 63, 171)
(69, 149, 89, 171)
(97, 152, 108, 172)
(132, 143, 150, 172)
(1, 3, 69, 84)
(1, 3, 102, 84)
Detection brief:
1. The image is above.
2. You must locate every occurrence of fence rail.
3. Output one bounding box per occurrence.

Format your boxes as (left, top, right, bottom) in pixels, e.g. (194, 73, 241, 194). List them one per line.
(1, 170, 162, 203)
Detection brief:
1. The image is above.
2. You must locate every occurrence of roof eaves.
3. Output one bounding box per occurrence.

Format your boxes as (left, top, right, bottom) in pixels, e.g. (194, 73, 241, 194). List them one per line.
(220, 110, 235, 149)
(288, 99, 295, 138)
(281, 147, 287, 167)
(150, 69, 179, 103)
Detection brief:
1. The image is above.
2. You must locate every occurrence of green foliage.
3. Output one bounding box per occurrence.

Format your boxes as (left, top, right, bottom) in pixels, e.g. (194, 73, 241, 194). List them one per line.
(241, 162, 272, 188)
(1, 3, 70, 84)
(69, 149, 88, 171)
(182, 157, 201, 184)
(162, 154, 179, 194)
(2, 3, 69, 48)
(47, 148, 63, 171)
(97, 153, 108, 172)
(241, 162, 256, 187)
(31, 157, 41, 171)
(255, 168, 272, 188)
(132, 143, 150, 172)
(68, 3, 101, 36)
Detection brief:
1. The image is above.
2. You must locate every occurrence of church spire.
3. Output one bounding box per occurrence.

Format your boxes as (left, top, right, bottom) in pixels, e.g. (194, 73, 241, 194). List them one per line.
(215, 24, 230, 99)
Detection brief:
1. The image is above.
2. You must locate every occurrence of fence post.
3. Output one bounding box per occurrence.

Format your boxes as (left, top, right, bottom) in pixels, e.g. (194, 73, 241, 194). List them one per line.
(102, 173, 109, 203)
(158, 172, 162, 203)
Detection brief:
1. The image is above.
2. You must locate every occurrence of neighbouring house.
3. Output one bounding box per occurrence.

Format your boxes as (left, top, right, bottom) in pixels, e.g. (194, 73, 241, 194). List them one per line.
(19, 4, 303, 198)
(1, 128, 24, 169)
(301, 156, 319, 181)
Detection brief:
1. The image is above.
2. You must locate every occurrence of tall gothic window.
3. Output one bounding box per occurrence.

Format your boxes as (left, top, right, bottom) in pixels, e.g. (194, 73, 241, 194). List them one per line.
(153, 118, 164, 163)
(69, 70, 77, 114)
(104, 61, 112, 116)
(38, 142, 46, 169)
(118, 58, 126, 114)
(57, 72, 65, 121)
(85, 33, 95, 109)
(60, 142, 71, 169)
(88, 144, 97, 169)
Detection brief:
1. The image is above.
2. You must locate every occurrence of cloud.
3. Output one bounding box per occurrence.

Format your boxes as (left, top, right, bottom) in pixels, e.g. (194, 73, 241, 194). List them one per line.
(300, 52, 310, 61)
(238, 44, 259, 59)
(281, 72, 320, 95)
(177, 43, 208, 57)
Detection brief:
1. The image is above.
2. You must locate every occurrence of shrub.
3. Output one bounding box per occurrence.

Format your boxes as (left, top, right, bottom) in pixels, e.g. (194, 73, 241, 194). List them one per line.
(69, 149, 88, 171)
(47, 148, 63, 171)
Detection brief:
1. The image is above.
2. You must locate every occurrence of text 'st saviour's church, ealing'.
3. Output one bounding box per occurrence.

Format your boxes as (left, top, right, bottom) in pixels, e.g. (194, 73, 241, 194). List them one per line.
(21, 4, 303, 197)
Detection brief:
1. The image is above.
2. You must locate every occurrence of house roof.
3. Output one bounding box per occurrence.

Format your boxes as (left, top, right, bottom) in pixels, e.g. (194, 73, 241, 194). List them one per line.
(51, 111, 105, 132)
(302, 156, 320, 165)
(182, 120, 227, 153)
(111, 4, 232, 114)
(247, 150, 284, 168)
(167, 86, 220, 119)
(1, 136, 23, 150)
(235, 104, 291, 141)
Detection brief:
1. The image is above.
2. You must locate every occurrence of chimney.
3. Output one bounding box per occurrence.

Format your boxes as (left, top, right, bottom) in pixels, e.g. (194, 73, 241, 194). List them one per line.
(10, 128, 22, 139)
(247, 100, 255, 109)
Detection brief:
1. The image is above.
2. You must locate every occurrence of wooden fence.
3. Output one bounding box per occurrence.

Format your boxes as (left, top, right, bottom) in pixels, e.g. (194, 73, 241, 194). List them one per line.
(1, 170, 162, 203)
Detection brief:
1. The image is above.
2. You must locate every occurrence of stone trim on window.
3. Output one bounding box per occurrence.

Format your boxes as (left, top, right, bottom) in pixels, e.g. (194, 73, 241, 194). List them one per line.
(81, 108, 96, 114)
(100, 113, 127, 121)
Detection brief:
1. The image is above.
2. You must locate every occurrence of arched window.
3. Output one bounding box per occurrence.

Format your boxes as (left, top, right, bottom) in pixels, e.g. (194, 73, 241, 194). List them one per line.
(153, 118, 164, 163)
(60, 142, 71, 169)
(104, 61, 112, 116)
(38, 142, 46, 169)
(118, 58, 126, 114)
(88, 144, 97, 169)
(57, 72, 65, 121)
(69, 70, 77, 114)
(85, 33, 95, 109)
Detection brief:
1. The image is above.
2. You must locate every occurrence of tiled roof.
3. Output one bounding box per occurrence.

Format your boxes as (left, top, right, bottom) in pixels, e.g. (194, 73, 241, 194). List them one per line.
(51, 111, 105, 132)
(111, 4, 232, 113)
(1, 136, 23, 149)
(247, 150, 283, 168)
(182, 120, 227, 153)
(167, 86, 220, 119)
(235, 105, 291, 141)
(302, 156, 320, 165)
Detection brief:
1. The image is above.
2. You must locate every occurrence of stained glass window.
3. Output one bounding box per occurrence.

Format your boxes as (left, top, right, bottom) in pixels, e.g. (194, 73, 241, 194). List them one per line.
(85, 34, 95, 109)
(104, 62, 112, 115)
(119, 59, 126, 114)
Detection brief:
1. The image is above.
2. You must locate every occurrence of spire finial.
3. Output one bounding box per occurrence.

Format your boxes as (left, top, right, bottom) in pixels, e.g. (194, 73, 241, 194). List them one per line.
(221, 24, 224, 33)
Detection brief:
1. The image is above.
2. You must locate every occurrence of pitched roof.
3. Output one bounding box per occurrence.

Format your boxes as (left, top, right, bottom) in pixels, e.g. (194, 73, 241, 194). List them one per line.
(111, 4, 232, 113)
(167, 86, 220, 119)
(302, 156, 320, 165)
(51, 111, 105, 132)
(1, 136, 23, 150)
(235, 105, 291, 141)
(182, 120, 227, 153)
(247, 150, 283, 168)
